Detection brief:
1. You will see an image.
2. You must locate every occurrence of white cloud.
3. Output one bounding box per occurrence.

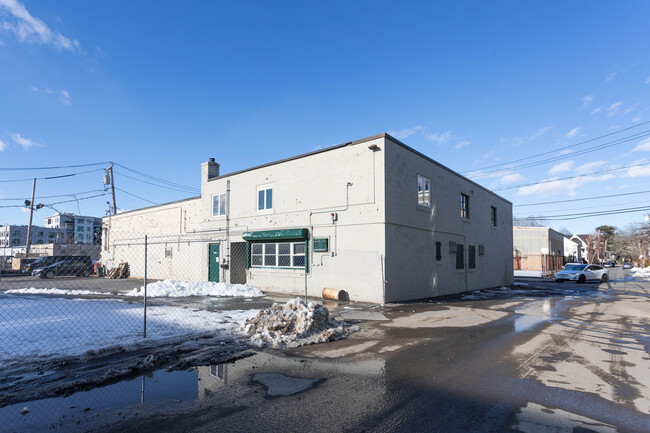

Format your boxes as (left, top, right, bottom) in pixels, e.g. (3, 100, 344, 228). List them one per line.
(516, 174, 616, 197)
(558, 149, 573, 156)
(530, 126, 553, 140)
(607, 101, 623, 117)
(581, 94, 594, 109)
(0, 138, 6, 151)
(425, 131, 451, 144)
(455, 140, 470, 150)
(627, 164, 650, 177)
(633, 137, 650, 152)
(0, 0, 81, 52)
(10, 132, 44, 150)
(548, 161, 574, 175)
(389, 126, 424, 140)
(591, 107, 601, 115)
(566, 126, 581, 138)
(632, 116, 642, 123)
(500, 173, 525, 184)
(29, 85, 38, 92)
(59, 89, 70, 105)
(575, 160, 607, 174)
(645, 76, 650, 85)
(605, 72, 617, 82)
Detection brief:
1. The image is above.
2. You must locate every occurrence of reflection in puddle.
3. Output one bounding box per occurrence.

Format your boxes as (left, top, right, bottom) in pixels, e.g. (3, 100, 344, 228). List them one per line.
(1, 369, 198, 432)
(514, 299, 555, 332)
(252, 373, 321, 396)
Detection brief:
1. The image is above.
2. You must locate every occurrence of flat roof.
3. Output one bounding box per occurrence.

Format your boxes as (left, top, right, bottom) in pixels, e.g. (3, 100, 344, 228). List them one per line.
(210, 132, 512, 205)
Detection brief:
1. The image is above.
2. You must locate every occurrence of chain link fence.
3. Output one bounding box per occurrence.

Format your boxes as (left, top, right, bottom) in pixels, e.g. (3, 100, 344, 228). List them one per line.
(1, 228, 357, 431)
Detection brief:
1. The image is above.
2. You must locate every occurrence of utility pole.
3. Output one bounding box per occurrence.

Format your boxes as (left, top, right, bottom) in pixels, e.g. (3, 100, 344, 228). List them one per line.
(105, 163, 117, 215)
(24, 178, 36, 258)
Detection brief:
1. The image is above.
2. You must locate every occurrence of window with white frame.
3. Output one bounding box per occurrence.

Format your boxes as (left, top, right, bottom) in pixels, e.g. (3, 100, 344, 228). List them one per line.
(212, 193, 226, 217)
(257, 185, 273, 211)
(417, 175, 431, 207)
(251, 241, 305, 268)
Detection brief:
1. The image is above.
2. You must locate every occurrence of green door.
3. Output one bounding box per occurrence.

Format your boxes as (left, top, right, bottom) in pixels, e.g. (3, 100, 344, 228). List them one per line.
(209, 243, 220, 282)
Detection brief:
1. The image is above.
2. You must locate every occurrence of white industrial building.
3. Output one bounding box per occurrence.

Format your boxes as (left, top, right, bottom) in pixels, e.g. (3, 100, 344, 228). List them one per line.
(102, 133, 513, 303)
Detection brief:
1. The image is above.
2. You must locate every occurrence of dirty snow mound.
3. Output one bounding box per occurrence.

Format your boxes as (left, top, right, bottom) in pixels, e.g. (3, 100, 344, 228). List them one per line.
(632, 266, 650, 279)
(242, 298, 354, 348)
(123, 280, 264, 297)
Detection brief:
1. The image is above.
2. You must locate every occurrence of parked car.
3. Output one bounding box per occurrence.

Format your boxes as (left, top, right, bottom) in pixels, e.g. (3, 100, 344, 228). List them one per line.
(603, 261, 614, 268)
(25, 255, 93, 275)
(623, 262, 633, 269)
(33, 258, 94, 279)
(555, 263, 609, 283)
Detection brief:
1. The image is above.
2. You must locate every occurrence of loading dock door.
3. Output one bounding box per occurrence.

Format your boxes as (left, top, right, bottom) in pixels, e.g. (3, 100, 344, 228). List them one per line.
(209, 244, 220, 282)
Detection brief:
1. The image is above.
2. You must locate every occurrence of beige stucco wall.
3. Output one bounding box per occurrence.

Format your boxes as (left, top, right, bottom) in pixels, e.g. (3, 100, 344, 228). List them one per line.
(101, 197, 208, 281)
(200, 136, 387, 304)
(102, 134, 513, 304)
(383, 137, 513, 301)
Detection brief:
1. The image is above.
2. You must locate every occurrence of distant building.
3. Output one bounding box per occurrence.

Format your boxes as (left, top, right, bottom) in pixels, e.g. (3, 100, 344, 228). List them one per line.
(513, 226, 568, 277)
(44, 213, 102, 244)
(0, 224, 65, 248)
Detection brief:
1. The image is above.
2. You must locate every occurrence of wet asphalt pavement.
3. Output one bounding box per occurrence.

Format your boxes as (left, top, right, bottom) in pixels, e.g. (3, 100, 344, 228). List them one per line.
(88, 267, 650, 433)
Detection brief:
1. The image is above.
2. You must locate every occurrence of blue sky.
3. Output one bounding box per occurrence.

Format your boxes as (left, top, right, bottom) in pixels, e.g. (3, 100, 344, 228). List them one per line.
(1, 0, 649, 234)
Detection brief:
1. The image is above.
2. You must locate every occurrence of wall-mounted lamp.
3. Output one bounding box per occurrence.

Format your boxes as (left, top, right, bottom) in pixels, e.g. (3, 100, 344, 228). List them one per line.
(368, 144, 379, 151)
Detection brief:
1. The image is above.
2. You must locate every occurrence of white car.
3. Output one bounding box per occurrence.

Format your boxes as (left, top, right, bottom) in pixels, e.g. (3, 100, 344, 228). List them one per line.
(555, 264, 609, 283)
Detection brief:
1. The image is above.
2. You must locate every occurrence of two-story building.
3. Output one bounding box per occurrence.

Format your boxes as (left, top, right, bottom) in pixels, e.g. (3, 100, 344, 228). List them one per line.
(102, 133, 513, 303)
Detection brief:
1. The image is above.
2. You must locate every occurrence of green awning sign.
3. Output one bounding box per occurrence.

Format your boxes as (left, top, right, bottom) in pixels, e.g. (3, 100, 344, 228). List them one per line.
(242, 228, 308, 242)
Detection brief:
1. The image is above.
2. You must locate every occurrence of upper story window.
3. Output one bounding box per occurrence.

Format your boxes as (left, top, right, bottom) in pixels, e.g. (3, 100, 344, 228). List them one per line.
(417, 175, 431, 207)
(12, 230, 21, 236)
(212, 193, 226, 217)
(257, 185, 273, 211)
(490, 206, 497, 227)
(460, 193, 470, 219)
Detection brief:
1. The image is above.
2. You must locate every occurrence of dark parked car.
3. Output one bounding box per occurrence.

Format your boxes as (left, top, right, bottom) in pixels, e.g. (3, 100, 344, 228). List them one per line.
(26, 255, 93, 275)
(33, 258, 94, 279)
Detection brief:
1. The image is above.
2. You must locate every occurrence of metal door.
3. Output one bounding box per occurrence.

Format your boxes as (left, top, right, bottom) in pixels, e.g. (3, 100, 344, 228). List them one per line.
(209, 244, 220, 282)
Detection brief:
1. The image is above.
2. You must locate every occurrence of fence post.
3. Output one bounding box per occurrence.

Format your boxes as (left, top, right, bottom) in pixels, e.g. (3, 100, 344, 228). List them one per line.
(144, 234, 148, 338)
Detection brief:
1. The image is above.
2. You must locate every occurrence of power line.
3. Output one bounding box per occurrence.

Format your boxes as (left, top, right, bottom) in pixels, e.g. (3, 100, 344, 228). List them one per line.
(0, 189, 105, 201)
(465, 120, 650, 175)
(113, 163, 199, 192)
(493, 160, 650, 192)
(0, 162, 109, 171)
(522, 205, 650, 221)
(0, 168, 104, 183)
(113, 170, 200, 193)
(513, 189, 650, 207)
(470, 129, 650, 179)
(114, 187, 159, 205)
(0, 193, 108, 208)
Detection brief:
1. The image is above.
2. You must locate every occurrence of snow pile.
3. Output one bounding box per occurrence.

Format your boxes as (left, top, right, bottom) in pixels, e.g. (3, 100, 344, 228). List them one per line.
(632, 266, 650, 279)
(123, 280, 264, 298)
(242, 297, 354, 348)
(5, 287, 104, 296)
(0, 294, 259, 361)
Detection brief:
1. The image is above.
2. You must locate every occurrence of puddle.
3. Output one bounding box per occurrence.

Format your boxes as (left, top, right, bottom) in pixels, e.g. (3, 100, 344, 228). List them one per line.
(513, 299, 558, 332)
(252, 373, 321, 396)
(1, 368, 199, 432)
